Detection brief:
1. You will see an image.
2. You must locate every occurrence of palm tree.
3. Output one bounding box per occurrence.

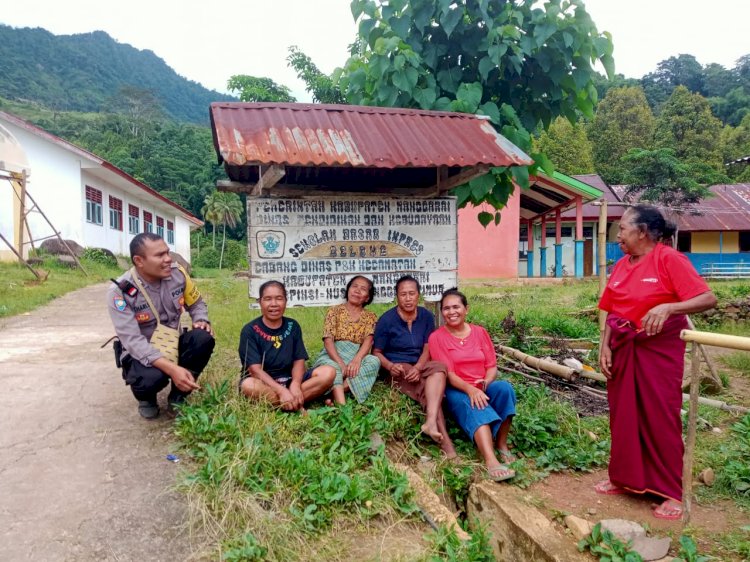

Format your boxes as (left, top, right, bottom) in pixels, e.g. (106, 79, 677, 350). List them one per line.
(211, 192, 244, 269)
(201, 193, 221, 249)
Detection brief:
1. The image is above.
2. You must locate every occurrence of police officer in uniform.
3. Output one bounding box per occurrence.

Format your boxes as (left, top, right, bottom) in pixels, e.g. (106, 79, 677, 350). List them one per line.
(107, 232, 215, 419)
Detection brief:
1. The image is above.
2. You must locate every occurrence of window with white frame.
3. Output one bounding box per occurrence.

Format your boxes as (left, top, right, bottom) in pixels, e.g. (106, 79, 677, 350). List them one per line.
(143, 211, 153, 233)
(166, 220, 174, 244)
(109, 196, 123, 231)
(128, 204, 140, 234)
(156, 216, 164, 238)
(85, 186, 103, 225)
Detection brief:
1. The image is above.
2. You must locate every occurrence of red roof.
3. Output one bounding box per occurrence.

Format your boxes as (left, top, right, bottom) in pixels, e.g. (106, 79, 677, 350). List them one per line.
(210, 102, 532, 171)
(559, 174, 625, 220)
(0, 111, 202, 226)
(667, 184, 750, 231)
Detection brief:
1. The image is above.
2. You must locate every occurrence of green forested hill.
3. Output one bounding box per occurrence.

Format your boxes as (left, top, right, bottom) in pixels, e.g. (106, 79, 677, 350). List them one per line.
(0, 25, 235, 124)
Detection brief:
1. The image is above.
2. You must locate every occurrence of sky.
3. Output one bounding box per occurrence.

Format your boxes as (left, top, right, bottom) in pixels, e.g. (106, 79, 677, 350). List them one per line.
(2, 0, 748, 102)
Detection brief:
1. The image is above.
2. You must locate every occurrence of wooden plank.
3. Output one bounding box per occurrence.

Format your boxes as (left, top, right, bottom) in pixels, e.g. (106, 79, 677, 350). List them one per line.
(428, 165, 490, 194)
(217, 180, 253, 193)
(252, 164, 286, 196)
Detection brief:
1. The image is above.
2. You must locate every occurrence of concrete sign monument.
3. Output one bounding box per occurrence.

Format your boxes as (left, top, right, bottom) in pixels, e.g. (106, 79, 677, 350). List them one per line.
(248, 196, 457, 306)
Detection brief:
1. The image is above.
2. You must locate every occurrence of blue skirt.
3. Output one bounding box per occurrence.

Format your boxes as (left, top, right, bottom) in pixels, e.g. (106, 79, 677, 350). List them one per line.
(445, 380, 516, 442)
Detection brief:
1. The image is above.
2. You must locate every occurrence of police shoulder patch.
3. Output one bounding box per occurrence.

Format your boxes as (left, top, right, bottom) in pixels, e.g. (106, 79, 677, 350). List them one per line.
(113, 296, 127, 312)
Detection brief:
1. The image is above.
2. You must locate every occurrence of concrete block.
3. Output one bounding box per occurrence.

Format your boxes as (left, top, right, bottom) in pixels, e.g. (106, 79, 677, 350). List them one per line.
(468, 481, 589, 561)
(564, 515, 593, 541)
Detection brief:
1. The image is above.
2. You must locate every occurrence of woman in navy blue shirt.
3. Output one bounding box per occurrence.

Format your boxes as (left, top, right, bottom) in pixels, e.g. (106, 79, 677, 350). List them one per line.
(373, 275, 456, 457)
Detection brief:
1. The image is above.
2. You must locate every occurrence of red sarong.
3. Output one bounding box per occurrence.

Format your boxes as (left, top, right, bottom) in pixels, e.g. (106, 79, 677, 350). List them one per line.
(606, 313, 687, 502)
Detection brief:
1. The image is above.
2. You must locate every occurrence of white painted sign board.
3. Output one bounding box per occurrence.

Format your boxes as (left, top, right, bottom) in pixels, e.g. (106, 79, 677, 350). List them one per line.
(247, 196, 458, 306)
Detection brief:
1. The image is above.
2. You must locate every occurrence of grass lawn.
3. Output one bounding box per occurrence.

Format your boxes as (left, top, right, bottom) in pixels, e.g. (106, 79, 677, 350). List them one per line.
(177, 273, 749, 560)
(0, 257, 121, 320)
(2, 262, 747, 559)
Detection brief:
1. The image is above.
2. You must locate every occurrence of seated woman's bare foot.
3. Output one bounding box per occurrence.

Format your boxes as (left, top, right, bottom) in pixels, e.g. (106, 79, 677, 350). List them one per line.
(442, 449, 458, 461)
(421, 422, 443, 443)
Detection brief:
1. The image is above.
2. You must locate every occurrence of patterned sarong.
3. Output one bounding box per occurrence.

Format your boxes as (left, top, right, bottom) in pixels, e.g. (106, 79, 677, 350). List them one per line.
(607, 313, 687, 501)
(313, 340, 380, 403)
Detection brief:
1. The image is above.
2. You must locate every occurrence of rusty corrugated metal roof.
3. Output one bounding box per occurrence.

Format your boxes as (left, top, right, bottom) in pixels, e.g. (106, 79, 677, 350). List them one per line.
(210, 102, 532, 171)
(668, 184, 750, 231)
(560, 174, 625, 220)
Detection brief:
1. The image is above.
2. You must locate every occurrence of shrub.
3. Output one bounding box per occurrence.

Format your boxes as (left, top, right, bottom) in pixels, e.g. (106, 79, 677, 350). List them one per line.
(192, 240, 247, 270)
(81, 247, 118, 267)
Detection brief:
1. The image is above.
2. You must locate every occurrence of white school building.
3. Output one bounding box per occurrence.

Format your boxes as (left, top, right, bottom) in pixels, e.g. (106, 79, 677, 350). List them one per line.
(0, 111, 202, 262)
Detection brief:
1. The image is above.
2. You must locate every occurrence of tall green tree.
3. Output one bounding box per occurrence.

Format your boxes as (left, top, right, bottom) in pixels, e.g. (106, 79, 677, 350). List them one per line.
(722, 114, 750, 181)
(710, 86, 750, 127)
(210, 192, 244, 269)
(621, 148, 711, 207)
(287, 46, 346, 104)
(641, 54, 705, 110)
(587, 86, 655, 184)
(654, 85, 724, 170)
(227, 76, 296, 102)
(201, 193, 222, 248)
(337, 0, 613, 222)
(533, 116, 594, 175)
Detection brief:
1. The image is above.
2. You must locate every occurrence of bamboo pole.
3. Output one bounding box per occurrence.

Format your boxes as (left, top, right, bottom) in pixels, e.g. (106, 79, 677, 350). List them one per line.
(497, 345, 578, 381)
(499, 346, 749, 413)
(682, 344, 700, 525)
(0, 232, 41, 279)
(681, 394, 749, 414)
(680, 329, 750, 351)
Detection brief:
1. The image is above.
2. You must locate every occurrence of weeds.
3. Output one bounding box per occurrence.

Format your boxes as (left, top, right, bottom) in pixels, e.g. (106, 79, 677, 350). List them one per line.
(423, 522, 495, 562)
(578, 523, 643, 561)
(719, 351, 750, 374)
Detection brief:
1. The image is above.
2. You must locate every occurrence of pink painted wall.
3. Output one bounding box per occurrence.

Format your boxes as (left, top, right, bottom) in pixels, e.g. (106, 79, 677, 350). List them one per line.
(457, 190, 520, 279)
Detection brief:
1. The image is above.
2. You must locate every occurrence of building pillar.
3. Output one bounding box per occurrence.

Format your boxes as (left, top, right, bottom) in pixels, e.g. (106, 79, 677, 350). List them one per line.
(526, 220, 534, 277)
(527, 250, 534, 277)
(554, 209, 563, 277)
(540, 215, 547, 277)
(554, 244, 563, 277)
(575, 240, 584, 278)
(574, 196, 584, 278)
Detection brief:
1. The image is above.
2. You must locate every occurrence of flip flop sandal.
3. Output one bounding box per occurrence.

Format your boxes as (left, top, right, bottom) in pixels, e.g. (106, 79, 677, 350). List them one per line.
(594, 479, 628, 495)
(498, 449, 518, 463)
(487, 464, 515, 482)
(653, 500, 682, 520)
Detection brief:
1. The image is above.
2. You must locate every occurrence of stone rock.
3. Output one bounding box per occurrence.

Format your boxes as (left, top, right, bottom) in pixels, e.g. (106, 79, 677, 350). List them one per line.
(40, 238, 84, 256)
(599, 519, 646, 543)
(91, 247, 116, 261)
(712, 427, 723, 434)
(170, 252, 191, 274)
(233, 271, 251, 279)
(26, 257, 44, 266)
(57, 255, 77, 268)
(563, 515, 592, 540)
(699, 468, 715, 486)
(630, 536, 671, 561)
(587, 508, 597, 516)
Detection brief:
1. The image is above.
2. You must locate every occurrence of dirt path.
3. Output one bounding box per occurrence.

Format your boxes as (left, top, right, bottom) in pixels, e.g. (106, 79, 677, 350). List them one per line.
(0, 283, 197, 561)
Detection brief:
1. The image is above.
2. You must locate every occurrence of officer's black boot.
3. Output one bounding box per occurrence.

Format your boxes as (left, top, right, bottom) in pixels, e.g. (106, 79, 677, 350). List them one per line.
(137, 398, 159, 419)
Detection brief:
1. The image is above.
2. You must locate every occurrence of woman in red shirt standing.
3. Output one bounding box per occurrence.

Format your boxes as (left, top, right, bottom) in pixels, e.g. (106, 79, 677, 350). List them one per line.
(597, 205, 716, 520)
(429, 289, 517, 482)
